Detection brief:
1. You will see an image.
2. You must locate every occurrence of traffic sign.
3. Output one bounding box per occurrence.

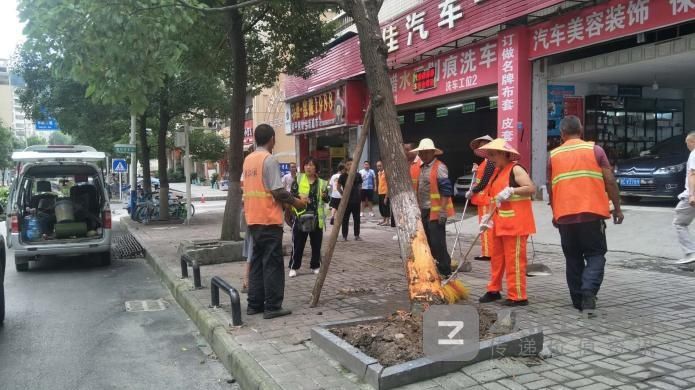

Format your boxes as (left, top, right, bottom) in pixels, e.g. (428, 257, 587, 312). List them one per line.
(114, 143, 136, 154)
(36, 119, 59, 130)
(112, 159, 128, 173)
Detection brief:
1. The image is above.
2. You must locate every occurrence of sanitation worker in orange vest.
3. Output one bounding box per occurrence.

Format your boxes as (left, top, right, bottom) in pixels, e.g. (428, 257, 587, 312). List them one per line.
(476, 139, 536, 307)
(548, 116, 623, 313)
(410, 138, 455, 277)
(466, 135, 496, 261)
(243, 124, 306, 319)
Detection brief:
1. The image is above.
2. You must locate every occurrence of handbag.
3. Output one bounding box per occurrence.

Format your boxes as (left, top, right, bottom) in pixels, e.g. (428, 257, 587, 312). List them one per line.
(298, 212, 317, 233)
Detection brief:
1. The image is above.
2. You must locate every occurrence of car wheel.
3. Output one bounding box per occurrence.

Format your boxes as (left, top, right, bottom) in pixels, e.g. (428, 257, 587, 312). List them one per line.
(15, 260, 28, 272)
(99, 251, 112, 267)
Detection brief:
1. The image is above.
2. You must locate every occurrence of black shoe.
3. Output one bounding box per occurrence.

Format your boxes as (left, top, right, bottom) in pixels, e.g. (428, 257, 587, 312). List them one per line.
(247, 307, 264, 315)
(330, 217, 334, 225)
(263, 308, 292, 319)
(582, 292, 596, 312)
(354, 236, 362, 241)
(474, 256, 491, 261)
(571, 293, 583, 311)
(479, 292, 502, 303)
(501, 299, 529, 307)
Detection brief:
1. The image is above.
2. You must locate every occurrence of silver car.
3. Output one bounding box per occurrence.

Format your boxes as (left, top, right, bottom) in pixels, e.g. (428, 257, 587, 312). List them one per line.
(2, 145, 112, 271)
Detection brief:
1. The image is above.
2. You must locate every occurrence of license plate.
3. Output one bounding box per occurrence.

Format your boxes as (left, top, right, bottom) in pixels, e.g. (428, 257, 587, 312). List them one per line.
(620, 178, 641, 187)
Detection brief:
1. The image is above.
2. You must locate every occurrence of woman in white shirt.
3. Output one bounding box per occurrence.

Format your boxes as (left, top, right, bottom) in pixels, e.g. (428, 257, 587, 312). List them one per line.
(328, 163, 346, 225)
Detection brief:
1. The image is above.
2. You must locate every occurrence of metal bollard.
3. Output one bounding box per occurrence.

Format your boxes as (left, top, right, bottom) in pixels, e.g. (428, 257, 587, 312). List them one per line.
(180, 254, 202, 289)
(210, 276, 242, 326)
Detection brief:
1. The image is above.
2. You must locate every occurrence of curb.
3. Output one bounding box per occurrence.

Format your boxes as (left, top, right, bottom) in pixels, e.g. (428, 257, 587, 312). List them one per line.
(170, 190, 228, 202)
(121, 219, 281, 390)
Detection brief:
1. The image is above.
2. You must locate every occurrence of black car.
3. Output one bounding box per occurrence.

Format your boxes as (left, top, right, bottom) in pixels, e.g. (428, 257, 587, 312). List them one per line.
(614, 134, 688, 201)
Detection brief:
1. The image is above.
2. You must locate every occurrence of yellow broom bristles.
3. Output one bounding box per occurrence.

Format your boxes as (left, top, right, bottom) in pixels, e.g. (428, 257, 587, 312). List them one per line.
(441, 279, 469, 304)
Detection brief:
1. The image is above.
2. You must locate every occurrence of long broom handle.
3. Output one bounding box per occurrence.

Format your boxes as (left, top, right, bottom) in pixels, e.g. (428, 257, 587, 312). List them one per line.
(443, 203, 496, 286)
(450, 166, 477, 257)
(310, 105, 372, 308)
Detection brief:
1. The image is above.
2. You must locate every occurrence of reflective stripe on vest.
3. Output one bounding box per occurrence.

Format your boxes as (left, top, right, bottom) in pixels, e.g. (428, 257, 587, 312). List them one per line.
(550, 139, 610, 220)
(242, 151, 284, 225)
(411, 159, 455, 220)
(489, 162, 536, 236)
(292, 173, 326, 229)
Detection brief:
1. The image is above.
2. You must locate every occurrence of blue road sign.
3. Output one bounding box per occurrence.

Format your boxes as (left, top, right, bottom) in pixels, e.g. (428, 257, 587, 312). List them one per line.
(35, 119, 59, 130)
(112, 159, 128, 173)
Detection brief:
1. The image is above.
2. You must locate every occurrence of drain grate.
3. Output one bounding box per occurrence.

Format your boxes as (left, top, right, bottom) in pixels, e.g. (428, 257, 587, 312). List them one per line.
(125, 299, 167, 312)
(112, 232, 145, 259)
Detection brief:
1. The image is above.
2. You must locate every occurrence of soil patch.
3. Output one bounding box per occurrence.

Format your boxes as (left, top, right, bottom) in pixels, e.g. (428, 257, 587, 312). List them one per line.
(330, 304, 497, 367)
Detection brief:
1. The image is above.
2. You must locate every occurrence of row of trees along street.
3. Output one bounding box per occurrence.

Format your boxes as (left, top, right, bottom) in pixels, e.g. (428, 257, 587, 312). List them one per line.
(17, 0, 447, 306)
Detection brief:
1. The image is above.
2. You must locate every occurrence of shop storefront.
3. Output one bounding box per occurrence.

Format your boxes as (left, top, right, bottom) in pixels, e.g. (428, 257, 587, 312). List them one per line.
(287, 81, 368, 175)
(286, 0, 695, 185)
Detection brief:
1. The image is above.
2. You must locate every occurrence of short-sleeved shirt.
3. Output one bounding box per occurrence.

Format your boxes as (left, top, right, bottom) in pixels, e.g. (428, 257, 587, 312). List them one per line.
(281, 173, 295, 192)
(359, 168, 376, 190)
(257, 146, 284, 191)
(418, 158, 448, 210)
(548, 144, 611, 224)
(679, 149, 695, 199)
(330, 173, 342, 198)
(338, 172, 362, 204)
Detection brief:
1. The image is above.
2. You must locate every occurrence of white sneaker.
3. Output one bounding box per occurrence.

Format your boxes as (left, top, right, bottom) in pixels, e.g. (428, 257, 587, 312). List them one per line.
(676, 254, 695, 264)
(392, 235, 398, 241)
(289, 269, 297, 277)
(360, 212, 364, 217)
(369, 212, 375, 217)
(312, 268, 320, 275)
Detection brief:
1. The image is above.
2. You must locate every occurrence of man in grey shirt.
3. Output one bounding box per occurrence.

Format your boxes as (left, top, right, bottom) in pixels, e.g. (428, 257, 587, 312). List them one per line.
(243, 124, 305, 319)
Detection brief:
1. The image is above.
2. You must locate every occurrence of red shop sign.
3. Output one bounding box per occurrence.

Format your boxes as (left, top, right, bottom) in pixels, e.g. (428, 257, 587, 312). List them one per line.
(391, 39, 498, 105)
(529, 0, 695, 59)
(244, 119, 254, 146)
(289, 86, 347, 133)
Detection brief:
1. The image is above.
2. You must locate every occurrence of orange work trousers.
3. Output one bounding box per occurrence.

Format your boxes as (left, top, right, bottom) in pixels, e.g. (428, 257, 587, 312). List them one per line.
(487, 234, 528, 301)
(477, 204, 493, 257)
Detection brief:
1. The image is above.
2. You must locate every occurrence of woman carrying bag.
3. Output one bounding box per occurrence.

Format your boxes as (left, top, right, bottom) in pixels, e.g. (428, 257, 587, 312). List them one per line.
(289, 157, 330, 277)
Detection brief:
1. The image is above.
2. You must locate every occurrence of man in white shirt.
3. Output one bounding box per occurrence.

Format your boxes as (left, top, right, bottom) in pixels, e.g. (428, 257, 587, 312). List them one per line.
(328, 163, 346, 225)
(359, 161, 376, 217)
(674, 132, 695, 264)
(281, 162, 297, 192)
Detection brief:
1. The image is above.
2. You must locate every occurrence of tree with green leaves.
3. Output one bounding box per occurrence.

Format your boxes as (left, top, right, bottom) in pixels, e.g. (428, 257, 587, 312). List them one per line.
(189, 128, 226, 162)
(48, 131, 72, 145)
(26, 135, 47, 147)
(0, 121, 15, 187)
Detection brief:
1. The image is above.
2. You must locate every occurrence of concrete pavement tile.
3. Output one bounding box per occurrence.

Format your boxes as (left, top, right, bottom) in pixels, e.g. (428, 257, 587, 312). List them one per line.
(512, 373, 544, 384)
(483, 383, 512, 390)
(497, 379, 530, 390)
(564, 378, 594, 388)
(525, 379, 558, 390)
(469, 368, 509, 383)
(645, 380, 681, 390)
(659, 376, 693, 388)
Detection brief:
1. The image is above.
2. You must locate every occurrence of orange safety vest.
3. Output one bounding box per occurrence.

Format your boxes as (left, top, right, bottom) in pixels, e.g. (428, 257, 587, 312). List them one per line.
(488, 162, 536, 236)
(242, 150, 284, 225)
(471, 159, 495, 206)
(549, 139, 610, 220)
(411, 159, 455, 220)
(378, 170, 388, 195)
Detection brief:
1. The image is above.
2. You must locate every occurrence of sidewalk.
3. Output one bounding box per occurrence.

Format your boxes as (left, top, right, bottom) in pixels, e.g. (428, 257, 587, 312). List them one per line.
(123, 205, 695, 390)
(169, 182, 228, 201)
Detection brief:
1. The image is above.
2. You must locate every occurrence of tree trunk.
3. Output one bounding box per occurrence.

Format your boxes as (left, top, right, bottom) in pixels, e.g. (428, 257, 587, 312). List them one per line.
(138, 114, 152, 194)
(220, 0, 246, 241)
(343, 0, 444, 304)
(158, 83, 170, 220)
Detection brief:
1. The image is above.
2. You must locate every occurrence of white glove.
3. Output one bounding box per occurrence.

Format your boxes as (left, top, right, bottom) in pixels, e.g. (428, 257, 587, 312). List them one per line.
(495, 186, 514, 203)
(465, 189, 473, 199)
(471, 163, 479, 173)
(479, 212, 493, 232)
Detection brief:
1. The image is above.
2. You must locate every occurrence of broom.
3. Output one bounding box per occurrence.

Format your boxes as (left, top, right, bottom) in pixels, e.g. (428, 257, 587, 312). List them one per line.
(441, 204, 496, 304)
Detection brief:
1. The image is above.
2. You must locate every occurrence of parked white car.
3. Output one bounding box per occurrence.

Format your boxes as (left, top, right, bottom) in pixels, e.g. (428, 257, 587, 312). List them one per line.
(454, 174, 474, 199)
(3, 145, 112, 271)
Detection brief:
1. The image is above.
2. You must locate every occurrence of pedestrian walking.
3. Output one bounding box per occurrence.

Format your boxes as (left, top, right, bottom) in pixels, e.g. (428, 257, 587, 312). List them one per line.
(282, 162, 297, 192)
(289, 157, 329, 277)
(359, 161, 376, 217)
(410, 138, 455, 277)
(376, 160, 390, 226)
(466, 135, 496, 261)
(338, 157, 363, 241)
(548, 115, 623, 312)
(328, 163, 346, 226)
(243, 124, 306, 319)
(674, 132, 695, 265)
(476, 138, 536, 307)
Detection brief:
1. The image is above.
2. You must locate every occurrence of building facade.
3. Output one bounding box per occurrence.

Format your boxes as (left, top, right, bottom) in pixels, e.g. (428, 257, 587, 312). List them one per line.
(285, 0, 695, 188)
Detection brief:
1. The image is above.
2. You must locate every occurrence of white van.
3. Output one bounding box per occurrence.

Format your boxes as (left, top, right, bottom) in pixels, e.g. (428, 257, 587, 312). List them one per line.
(2, 145, 112, 271)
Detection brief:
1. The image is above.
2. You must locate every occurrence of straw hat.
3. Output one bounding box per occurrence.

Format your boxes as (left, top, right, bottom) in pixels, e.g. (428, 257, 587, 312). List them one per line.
(411, 138, 443, 156)
(474, 138, 520, 161)
(469, 135, 494, 150)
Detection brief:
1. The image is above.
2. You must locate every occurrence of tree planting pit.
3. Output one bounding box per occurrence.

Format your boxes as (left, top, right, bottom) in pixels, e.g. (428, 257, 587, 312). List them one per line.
(311, 305, 543, 389)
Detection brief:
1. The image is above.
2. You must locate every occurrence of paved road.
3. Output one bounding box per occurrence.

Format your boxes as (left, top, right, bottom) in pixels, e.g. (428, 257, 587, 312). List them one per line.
(0, 223, 237, 390)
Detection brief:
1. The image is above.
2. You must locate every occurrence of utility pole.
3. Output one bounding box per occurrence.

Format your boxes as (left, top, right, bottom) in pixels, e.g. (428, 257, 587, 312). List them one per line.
(129, 115, 137, 215)
(184, 123, 192, 225)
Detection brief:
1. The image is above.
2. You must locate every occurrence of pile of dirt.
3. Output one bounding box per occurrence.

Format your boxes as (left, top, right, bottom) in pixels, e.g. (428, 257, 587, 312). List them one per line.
(331, 305, 497, 367)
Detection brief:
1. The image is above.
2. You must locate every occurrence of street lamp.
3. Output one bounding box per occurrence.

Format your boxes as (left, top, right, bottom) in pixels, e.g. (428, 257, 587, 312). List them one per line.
(175, 122, 192, 224)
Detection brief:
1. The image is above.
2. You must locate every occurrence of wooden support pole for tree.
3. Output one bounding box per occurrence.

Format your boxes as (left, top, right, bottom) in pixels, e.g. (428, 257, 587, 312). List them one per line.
(310, 105, 372, 307)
